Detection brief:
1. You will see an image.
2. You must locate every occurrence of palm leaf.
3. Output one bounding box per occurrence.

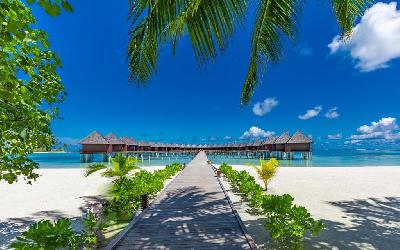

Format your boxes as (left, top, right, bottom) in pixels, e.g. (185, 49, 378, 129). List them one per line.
(127, 0, 371, 105)
(128, 16, 159, 83)
(101, 169, 119, 177)
(332, 0, 372, 37)
(128, 0, 247, 83)
(181, 0, 247, 65)
(85, 163, 107, 177)
(241, 0, 301, 105)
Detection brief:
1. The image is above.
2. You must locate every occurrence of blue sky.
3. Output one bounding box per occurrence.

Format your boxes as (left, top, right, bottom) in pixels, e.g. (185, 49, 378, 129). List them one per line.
(32, 1, 400, 148)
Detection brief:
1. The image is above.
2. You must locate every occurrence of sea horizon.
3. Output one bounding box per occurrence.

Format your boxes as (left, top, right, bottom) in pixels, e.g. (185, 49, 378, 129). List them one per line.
(30, 148, 400, 168)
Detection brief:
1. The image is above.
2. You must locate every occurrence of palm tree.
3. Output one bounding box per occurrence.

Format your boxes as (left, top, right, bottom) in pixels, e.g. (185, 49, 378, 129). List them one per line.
(127, 0, 371, 104)
(85, 154, 140, 178)
(251, 158, 279, 190)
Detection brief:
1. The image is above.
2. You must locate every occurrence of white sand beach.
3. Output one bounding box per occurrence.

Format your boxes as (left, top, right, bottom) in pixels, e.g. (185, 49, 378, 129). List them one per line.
(1, 165, 400, 249)
(218, 165, 400, 249)
(0, 166, 166, 249)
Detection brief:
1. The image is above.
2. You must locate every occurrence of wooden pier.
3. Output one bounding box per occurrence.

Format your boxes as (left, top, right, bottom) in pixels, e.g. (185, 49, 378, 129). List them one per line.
(107, 151, 255, 249)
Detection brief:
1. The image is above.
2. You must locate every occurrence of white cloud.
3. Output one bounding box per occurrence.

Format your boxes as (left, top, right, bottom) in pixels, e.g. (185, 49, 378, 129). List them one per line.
(223, 136, 232, 140)
(298, 106, 322, 120)
(345, 139, 362, 145)
(328, 2, 400, 71)
(327, 133, 343, 140)
(350, 117, 400, 140)
(240, 126, 275, 140)
(325, 107, 340, 119)
(253, 98, 278, 116)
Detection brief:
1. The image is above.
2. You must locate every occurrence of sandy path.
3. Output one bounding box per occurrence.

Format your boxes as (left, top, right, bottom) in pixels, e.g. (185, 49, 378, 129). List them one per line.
(218, 165, 400, 250)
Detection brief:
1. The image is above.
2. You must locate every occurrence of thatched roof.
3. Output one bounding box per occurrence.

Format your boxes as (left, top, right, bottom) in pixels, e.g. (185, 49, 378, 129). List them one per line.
(121, 136, 137, 145)
(263, 136, 277, 145)
(275, 132, 291, 144)
(105, 133, 124, 144)
(79, 131, 108, 145)
(287, 131, 312, 144)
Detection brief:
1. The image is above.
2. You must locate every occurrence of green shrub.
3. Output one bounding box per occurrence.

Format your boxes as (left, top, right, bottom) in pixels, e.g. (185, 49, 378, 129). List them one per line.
(219, 162, 324, 244)
(81, 212, 105, 248)
(11, 218, 79, 250)
(262, 194, 325, 243)
(12, 163, 184, 249)
(105, 163, 183, 214)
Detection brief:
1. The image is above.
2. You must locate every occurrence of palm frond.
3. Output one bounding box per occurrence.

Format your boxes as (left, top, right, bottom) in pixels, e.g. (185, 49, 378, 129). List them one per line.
(85, 163, 107, 177)
(127, 0, 247, 84)
(181, 0, 248, 65)
(332, 0, 372, 37)
(102, 169, 119, 177)
(241, 0, 302, 105)
(128, 15, 159, 84)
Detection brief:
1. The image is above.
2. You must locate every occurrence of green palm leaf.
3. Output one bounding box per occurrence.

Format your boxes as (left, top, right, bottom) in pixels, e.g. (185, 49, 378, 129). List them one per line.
(127, 0, 371, 104)
(242, 0, 301, 105)
(85, 163, 107, 177)
(128, 0, 247, 83)
(332, 0, 372, 37)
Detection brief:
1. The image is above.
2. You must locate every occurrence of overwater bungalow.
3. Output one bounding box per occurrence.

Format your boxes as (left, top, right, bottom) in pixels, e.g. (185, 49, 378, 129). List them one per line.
(79, 130, 313, 162)
(263, 135, 277, 151)
(122, 136, 137, 152)
(105, 133, 125, 152)
(286, 131, 313, 159)
(275, 132, 291, 152)
(79, 131, 109, 153)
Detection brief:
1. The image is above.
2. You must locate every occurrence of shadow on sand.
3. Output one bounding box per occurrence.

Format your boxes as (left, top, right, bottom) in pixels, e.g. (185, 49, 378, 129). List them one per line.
(241, 195, 400, 249)
(306, 196, 400, 249)
(2, 190, 399, 250)
(0, 195, 107, 249)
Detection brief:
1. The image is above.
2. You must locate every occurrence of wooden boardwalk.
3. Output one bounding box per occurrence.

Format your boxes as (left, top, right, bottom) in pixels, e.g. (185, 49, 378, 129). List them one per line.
(110, 151, 253, 249)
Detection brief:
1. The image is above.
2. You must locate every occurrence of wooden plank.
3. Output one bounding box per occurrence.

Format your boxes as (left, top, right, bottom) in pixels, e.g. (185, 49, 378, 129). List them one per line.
(109, 151, 255, 249)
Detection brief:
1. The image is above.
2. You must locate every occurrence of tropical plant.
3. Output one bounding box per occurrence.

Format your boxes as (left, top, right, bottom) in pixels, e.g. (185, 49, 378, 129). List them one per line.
(81, 212, 106, 248)
(252, 158, 279, 190)
(262, 194, 325, 243)
(11, 218, 79, 249)
(219, 162, 324, 244)
(104, 163, 183, 214)
(126, 0, 372, 104)
(0, 0, 72, 184)
(85, 154, 140, 178)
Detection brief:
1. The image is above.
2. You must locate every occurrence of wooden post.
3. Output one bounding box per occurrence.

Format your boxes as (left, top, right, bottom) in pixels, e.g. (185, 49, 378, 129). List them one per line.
(216, 169, 222, 178)
(141, 194, 149, 210)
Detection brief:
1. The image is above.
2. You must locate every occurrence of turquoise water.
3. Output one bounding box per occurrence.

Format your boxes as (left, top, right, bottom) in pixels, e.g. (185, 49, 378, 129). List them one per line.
(30, 149, 400, 168)
(30, 153, 193, 169)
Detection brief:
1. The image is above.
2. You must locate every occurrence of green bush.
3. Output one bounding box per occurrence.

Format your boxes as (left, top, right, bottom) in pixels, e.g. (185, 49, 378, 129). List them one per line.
(12, 163, 184, 249)
(11, 218, 79, 249)
(219, 163, 324, 244)
(262, 194, 325, 243)
(105, 163, 183, 214)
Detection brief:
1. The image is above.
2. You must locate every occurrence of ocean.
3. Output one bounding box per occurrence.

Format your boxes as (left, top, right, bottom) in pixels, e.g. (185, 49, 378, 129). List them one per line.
(30, 149, 400, 168)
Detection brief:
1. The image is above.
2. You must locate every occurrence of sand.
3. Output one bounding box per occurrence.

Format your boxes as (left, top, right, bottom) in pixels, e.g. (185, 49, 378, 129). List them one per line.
(218, 165, 400, 250)
(1, 165, 399, 249)
(0, 166, 165, 249)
